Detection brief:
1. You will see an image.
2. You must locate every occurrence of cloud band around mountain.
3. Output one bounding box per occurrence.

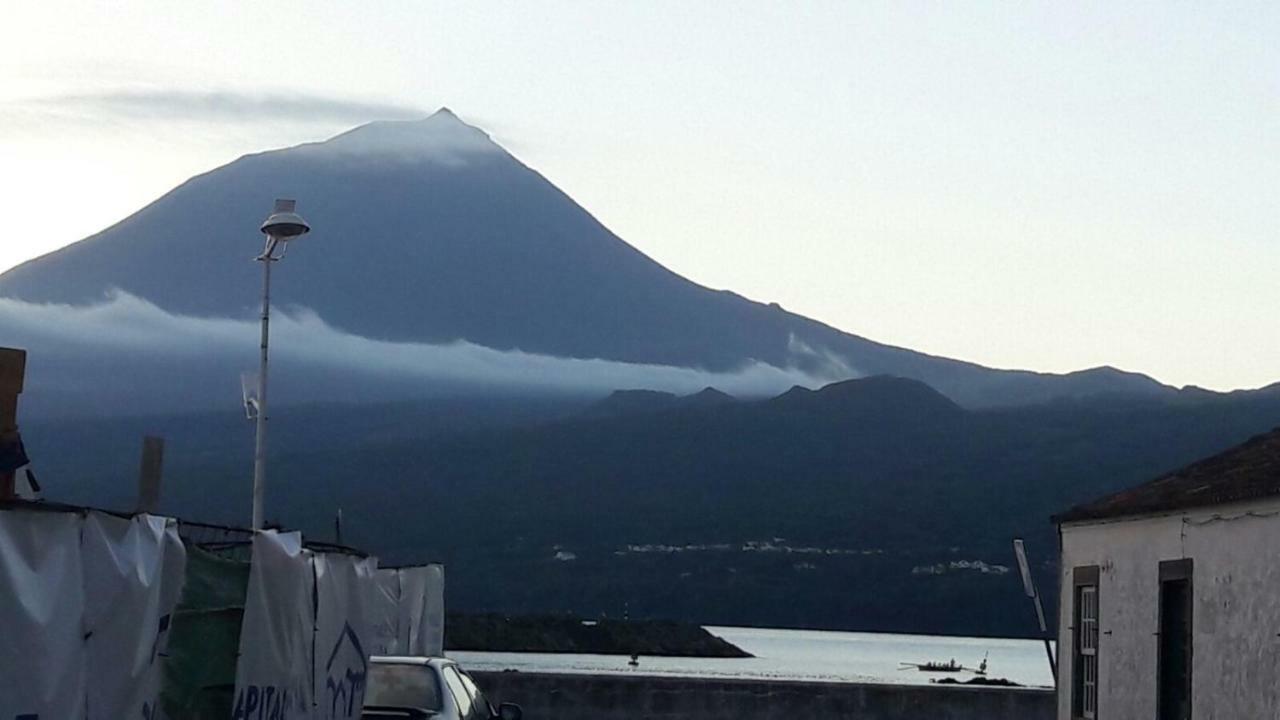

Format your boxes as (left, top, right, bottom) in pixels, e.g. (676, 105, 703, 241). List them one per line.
(0, 292, 857, 416)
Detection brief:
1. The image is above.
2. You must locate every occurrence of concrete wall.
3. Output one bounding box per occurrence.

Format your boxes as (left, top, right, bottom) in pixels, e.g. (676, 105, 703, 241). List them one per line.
(473, 671, 1053, 720)
(1058, 498, 1280, 719)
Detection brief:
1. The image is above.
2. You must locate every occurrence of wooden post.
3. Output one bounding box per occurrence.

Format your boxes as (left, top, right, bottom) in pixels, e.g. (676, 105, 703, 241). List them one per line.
(137, 436, 165, 513)
(0, 348, 27, 500)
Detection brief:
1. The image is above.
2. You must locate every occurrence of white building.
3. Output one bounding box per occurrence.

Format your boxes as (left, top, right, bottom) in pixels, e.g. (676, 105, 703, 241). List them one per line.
(1053, 427, 1280, 720)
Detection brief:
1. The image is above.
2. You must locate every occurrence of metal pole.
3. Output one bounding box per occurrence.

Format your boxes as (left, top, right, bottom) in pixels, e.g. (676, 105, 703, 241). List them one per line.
(252, 239, 277, 530)
(1013, 538, 1058, 683)
(1032, 593, 1057, 681)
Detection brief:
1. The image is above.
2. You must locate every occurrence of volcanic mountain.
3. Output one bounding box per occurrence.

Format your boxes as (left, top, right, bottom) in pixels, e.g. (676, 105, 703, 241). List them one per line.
(0, 108, 1174, 407)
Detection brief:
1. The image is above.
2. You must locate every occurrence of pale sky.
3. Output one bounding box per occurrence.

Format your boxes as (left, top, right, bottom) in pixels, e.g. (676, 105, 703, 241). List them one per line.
(1, 2, 1276, 391)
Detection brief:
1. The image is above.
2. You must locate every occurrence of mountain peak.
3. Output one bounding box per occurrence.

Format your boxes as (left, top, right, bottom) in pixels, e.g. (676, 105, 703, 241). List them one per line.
(582, 387, 737, 420)
(687, 387, 736, 404)
(1059, 365, 1170, 398)
(583, 389, 679, 419)
(309, 106, 502, 161)
(767, 376, 963, 424)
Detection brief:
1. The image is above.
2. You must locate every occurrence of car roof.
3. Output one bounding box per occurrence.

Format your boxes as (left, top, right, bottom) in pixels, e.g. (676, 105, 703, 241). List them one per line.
(371, 655, 455, 669)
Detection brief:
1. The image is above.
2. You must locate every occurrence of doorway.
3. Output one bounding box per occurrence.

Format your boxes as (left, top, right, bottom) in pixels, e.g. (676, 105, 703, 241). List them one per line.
(1158, 559, 1193, 720)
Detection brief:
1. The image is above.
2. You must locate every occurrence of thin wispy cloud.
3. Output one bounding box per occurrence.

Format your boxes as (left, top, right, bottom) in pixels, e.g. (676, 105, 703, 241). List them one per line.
(10, 89, 425, 125)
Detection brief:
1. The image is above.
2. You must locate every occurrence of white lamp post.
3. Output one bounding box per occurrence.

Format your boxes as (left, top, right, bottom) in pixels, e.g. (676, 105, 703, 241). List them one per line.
(252, 198, 310, 530)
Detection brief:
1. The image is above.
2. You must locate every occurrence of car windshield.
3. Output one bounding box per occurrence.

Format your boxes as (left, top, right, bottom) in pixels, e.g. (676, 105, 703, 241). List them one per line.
(365, 663, 444, 711)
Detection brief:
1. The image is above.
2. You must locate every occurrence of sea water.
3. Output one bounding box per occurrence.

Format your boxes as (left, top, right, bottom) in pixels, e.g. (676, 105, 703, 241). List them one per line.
(450, 625, 1056, 688)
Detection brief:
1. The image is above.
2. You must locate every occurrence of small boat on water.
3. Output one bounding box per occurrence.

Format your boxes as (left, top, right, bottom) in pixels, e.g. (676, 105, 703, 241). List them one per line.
(900, 652, 987, 675)
(900, 659, 962, 673)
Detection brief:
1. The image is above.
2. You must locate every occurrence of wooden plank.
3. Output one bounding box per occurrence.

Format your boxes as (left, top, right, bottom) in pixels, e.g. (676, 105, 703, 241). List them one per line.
(0, 347, 25, 498)
(0, 394, 16, 433)
(137, 436, 165, 513)
(0, 347, 26, 395)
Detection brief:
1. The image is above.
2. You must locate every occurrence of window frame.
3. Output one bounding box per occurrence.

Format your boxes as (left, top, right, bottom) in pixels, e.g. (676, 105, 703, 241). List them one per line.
(441, 665, 476, 719)
(1072, 565, 1101, 720)
(458, 668, 495, 719)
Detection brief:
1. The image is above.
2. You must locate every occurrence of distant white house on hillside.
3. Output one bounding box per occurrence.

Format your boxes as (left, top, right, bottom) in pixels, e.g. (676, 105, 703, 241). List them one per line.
(1053, 427, 1280, 720)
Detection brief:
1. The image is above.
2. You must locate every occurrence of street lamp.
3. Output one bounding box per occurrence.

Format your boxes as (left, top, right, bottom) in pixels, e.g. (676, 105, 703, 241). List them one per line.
(252, 198, 310, 530)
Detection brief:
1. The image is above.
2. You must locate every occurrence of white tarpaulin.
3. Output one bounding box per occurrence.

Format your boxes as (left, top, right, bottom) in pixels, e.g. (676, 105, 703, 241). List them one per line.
(314, 553, 378, 720)
(368, 568, 403, 656)
(368, 564, 445, 659)
(0, 508, 86, 720)
(400, 564, 446, 657)
(233, 531, 314, 720)
(397, 567, 427, 656)
(81, 512, 187, 720)
(1, 505, 386, 720)
(415, 564, 445, 658)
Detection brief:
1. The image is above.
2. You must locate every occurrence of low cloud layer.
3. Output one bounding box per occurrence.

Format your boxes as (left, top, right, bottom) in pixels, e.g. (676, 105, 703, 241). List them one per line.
(0, 292, 856, 417)
(11, 89, 425, 125)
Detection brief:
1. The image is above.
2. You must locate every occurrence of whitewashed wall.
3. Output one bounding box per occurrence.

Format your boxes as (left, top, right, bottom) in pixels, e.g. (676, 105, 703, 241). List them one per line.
(1057, 498, 1280, 720)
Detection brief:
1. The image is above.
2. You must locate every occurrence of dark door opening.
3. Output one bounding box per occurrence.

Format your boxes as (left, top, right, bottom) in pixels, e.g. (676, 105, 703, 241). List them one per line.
(1158, 559, 1193, 720)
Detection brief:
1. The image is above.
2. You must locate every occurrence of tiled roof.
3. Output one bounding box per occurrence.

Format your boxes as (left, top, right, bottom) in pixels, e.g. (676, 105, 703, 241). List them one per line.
(1054, 427, 1280, 524)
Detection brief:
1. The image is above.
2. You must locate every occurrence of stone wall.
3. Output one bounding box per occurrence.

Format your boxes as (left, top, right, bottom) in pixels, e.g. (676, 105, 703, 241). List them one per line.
(474, 671, 1053, 720)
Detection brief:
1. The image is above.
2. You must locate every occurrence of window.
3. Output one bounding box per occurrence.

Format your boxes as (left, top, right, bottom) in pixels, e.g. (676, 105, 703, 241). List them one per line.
(1078, 586, 1099, 717)
(1072, 566, 1100, 719)
(364, 662, 444, 712)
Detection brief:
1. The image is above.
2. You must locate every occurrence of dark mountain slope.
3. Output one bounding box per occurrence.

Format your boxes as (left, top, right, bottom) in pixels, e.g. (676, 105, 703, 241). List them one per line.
(0, 109, 1184, 407)
(27, 376, 1280, 635)
(324, 383, 1280, 635)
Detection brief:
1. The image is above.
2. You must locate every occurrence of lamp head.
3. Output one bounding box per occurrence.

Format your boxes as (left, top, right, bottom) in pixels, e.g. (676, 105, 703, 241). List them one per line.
(260, 198, 310, 240)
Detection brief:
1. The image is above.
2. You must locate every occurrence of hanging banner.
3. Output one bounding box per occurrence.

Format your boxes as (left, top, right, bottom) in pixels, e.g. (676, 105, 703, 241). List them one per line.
(81, 512, 187, 720)
(368, 568, 403, 656)
(232, 531, 314, 720)
(0, 507, 87, 720)
(313, 553, 378, 720)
